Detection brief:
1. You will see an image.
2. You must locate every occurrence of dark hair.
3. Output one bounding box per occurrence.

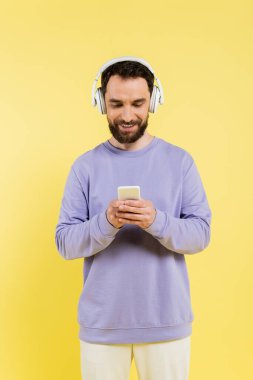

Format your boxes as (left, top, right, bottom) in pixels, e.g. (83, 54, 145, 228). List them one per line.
(101, 60, 154, 98)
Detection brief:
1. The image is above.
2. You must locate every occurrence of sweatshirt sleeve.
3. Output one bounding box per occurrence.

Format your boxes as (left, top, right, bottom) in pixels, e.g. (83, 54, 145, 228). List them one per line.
(144, 156, 212, 255)
(55, 164, 119, 260)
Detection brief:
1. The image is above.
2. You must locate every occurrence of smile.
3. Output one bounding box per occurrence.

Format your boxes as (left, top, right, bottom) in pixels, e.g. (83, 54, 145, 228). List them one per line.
(121, 124, 136, 128)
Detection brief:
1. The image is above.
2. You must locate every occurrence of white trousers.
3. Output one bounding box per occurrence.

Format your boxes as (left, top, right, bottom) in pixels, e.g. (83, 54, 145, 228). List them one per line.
(80, 335, 191, 380)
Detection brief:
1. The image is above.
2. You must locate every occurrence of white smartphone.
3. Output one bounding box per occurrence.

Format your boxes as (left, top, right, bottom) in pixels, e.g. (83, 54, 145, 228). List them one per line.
(117, 186, 141, 201)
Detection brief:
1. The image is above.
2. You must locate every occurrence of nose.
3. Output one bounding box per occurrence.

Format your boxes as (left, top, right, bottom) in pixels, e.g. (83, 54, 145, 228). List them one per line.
(121, 106, 135, 122)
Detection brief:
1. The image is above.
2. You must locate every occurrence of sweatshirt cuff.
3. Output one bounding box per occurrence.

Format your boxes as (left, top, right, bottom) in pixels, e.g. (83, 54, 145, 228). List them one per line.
(97, 210, 121, 237)
(143, 208, 167, 238)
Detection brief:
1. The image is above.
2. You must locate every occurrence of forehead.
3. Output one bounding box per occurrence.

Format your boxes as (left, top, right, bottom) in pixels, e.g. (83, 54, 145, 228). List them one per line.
(105, 75, 149, 100)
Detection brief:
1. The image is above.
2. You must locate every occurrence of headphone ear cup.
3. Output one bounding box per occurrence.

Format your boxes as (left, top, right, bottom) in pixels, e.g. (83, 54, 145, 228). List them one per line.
(149, 85, 161, 113)
(95, 87, 107, 114)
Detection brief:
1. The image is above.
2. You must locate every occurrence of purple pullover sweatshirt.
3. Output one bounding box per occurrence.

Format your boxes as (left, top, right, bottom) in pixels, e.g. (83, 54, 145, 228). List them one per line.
(55, 136, 212, 344)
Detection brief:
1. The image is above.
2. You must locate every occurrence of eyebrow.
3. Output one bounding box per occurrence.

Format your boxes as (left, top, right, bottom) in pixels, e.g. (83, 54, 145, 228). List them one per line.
(109, 98, 146, 103)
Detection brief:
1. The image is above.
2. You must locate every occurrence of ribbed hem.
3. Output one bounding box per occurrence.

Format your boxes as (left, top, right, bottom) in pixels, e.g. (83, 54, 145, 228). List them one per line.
(79, 322, 192, 344)
(102, 136, 160, 157)
(97, 210, 120, 237)
(143, 208, 167, 237)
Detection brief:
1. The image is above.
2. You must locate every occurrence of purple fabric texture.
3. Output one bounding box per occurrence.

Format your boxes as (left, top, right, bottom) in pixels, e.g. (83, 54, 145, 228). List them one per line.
(55, 137, 212, 344)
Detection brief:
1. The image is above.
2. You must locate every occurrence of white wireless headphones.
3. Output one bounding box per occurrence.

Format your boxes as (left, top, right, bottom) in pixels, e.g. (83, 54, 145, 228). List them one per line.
(91, 56, 164, 114)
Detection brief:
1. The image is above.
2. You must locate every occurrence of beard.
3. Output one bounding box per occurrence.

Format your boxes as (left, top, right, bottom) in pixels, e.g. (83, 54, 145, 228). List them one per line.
(107, 114, 149, 144)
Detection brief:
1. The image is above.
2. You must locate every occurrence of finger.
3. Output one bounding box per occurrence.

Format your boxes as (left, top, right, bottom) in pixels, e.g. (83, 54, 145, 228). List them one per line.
(124, 199, 146, 208)
(111, 200, 126, 208)
(117, 213, 143, 221)
(118, 205, 147, 214)
(117, 217, 142, 226)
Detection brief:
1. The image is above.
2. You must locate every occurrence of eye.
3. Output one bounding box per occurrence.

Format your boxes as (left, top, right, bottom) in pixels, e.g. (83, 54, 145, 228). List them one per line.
(111, 103, 143, 109)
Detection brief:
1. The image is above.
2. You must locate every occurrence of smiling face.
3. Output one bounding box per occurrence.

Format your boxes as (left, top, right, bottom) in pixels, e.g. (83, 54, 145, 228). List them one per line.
(104, 75, 151, 144)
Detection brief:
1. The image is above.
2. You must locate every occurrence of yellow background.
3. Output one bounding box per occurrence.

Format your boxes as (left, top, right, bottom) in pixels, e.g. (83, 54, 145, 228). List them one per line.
(1, 1, 252, 379)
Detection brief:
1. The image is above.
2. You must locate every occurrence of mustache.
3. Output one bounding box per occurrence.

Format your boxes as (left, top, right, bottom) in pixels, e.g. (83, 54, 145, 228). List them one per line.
(116, 121, 140, 126)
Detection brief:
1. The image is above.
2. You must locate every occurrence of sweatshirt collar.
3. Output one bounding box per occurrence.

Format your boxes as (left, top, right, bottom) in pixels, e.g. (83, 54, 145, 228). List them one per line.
(102, 136, 159, 157)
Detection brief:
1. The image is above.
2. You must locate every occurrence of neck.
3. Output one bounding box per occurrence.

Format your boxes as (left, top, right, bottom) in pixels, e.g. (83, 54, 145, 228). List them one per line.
(108, 132, 154, 151)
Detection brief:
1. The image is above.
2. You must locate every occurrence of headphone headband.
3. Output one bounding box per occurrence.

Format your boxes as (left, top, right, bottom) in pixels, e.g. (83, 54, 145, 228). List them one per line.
(91, 56, 164, 107)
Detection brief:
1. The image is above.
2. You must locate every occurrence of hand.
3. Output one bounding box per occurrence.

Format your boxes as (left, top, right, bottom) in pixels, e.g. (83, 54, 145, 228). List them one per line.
(106, 199, 128, 229)
(115, 199, 157, 229)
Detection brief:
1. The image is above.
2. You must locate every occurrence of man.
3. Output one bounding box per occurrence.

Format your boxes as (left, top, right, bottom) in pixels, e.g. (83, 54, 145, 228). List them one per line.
(55, 56, 212, 380)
